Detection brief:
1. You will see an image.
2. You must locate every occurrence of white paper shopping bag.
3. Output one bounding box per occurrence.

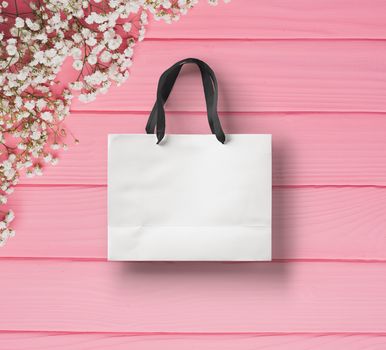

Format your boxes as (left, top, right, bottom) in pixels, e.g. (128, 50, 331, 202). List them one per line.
(108, 58, 271, 261)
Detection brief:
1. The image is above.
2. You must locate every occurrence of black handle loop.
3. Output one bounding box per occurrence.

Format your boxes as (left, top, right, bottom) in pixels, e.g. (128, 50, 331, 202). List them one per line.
(146, 58, 226, 144)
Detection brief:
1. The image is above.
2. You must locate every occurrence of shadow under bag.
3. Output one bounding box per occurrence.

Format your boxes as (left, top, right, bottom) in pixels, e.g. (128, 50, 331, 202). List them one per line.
(108, 58, 271, 261)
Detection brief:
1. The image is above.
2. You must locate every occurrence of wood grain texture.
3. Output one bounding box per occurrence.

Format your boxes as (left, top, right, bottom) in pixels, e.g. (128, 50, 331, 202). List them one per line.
(1, 186, 386, 260)
(145, 0, 386, 39)
(1, 260, 386, 333)
(2, 333, 386, 350)
(3, 0, 386, 347)
(68, 40, 386, 113)
(18, 112, 386, 186)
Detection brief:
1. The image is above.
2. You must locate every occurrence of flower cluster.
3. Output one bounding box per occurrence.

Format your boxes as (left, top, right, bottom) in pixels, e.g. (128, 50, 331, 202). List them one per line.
(0, 0, 229, 247)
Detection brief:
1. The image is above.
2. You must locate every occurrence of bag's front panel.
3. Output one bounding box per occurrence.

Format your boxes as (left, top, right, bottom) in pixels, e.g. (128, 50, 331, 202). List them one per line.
(108, 133, 271, 261)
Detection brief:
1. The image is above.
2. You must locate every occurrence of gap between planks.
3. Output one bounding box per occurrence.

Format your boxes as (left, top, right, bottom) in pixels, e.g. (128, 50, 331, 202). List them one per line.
(3, 330, 386, 336)
(1, 257, 386, 264)
(69, 110, 386, 115)
(14, 184, 386, 189)
(143, 37, 386, 42)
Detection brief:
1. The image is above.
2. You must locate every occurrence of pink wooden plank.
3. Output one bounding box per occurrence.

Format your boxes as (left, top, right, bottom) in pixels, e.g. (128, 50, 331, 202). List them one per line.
(68, 40, 386, 113)
(1, 333, 386, 350)
(145, 0, 386, 39)
(19, 112, 386, 186)
(1, 186, 386, 260)
(8, 0, 386, 40)
(1, 260, 386, 332)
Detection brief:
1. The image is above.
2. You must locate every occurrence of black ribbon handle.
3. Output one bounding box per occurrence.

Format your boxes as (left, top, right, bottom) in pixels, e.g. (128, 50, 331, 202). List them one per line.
(146, 58, 226, 144)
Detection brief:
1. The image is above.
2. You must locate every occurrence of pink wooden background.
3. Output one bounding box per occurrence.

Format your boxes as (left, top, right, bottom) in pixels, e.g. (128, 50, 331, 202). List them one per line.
(1, 0, 386, 348)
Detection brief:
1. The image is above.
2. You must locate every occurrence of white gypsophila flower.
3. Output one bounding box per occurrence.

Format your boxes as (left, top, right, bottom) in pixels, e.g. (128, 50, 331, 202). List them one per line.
(85, 36, 97, 46)
(87, 54, 97, 65)
(15, 17, 24, 28)
(36, 99, 47, 110)
(100, 50, 112, 63)
(72, 60, 83, 71)
(78, 92, 97, 103)
(107, 35, 122, 50)
(69, 81, 83, 90)
(122, 22, 132, 32)
(25, 101, 35, 110)
(30, 130, 42, 140)
(41, 111, 54, 122)
(5, 188, 14, 195)
(162, 1, 172, 9)
(44, 154, 52, 163)
(33, 165, 43, 176)
(6, 44, 17, 56)
(71, 47, 82, 60)
(25, 18, 40, 31)
(5, 211, 15, 223)
(123, 47, 133, 58)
